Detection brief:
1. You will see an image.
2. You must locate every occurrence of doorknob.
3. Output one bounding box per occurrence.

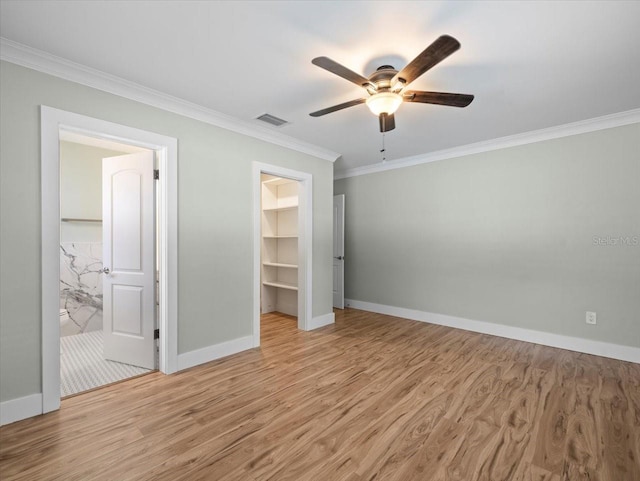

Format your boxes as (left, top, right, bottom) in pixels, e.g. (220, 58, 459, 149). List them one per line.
(334, 256, 344, 260)
(101, 267, 110, 274)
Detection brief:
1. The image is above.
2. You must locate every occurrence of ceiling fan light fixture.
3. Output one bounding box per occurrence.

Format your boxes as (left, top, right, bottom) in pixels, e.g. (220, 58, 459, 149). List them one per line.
(366, 92, 403, 116)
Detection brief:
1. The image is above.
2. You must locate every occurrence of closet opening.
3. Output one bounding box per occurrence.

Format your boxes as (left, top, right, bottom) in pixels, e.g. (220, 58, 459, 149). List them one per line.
(260, 174, 300, 325)
(252, 163, 313, 346)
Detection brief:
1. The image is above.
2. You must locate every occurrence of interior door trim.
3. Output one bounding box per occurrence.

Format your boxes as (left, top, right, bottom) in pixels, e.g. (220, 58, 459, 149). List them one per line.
(252, 162, 313, 346)
(40, 106, 178, 414)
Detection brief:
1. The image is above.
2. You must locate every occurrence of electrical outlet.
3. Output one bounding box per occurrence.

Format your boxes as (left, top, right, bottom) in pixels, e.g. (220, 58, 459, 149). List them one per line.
(586, 311, 597, 325)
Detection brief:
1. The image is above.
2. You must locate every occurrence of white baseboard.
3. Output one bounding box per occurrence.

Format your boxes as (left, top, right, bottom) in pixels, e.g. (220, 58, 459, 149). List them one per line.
(0, 393, 43, 426)
(1, 316, 334, 426)
(177, 335, 254, 371)
(308, 312, 335, 330)
(346, 299, 640, 364)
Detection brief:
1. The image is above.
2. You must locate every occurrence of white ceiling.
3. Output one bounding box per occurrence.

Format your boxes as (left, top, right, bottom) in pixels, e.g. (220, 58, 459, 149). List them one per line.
(2, 1, 639, 174)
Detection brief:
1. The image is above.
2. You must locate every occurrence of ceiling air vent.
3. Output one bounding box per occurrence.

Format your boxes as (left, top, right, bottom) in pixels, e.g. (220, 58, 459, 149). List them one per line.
(256, 113, 289, 127)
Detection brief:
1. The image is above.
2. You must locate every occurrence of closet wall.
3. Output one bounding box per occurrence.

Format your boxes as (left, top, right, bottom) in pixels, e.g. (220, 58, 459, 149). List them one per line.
(261, 175, 299, 317)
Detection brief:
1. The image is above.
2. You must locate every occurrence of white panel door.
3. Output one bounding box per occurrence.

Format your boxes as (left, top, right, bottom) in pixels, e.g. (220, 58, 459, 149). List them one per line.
(333, 194, 345, 309)
(102, 152, 155, 369)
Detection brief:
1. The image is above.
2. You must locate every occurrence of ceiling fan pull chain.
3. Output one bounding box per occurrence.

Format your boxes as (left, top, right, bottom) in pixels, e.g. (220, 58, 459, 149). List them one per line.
(380, 132, 386, 162)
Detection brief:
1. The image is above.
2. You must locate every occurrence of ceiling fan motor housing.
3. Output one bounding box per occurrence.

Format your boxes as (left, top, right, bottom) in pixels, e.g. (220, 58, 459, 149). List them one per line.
(368, 66, 398, 91)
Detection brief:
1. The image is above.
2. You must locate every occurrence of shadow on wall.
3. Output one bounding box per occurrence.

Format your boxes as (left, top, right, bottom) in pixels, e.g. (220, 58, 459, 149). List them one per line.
(60, 243, 103, 336)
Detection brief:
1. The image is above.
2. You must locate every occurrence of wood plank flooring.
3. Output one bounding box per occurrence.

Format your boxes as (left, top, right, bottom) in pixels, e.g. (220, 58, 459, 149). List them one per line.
(1, 308, 638, 480)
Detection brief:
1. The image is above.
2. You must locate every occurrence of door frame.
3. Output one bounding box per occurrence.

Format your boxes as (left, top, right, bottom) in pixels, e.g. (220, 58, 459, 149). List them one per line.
(333, 194, 345, 309)
(252, 162, 313, 345)
(41, 106, 178, 414)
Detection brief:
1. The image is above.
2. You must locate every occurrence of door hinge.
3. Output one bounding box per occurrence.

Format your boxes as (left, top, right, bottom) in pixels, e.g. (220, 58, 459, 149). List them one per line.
(154, 169, 159, 180)
(154, 328, 160, 339)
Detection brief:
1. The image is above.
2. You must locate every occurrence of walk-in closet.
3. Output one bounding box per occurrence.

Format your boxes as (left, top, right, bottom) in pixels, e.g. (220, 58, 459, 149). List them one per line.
(260, 174, 300, 317)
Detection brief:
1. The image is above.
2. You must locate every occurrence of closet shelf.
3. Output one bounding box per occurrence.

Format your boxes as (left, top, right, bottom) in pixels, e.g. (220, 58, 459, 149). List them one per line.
(263, 262, 298, 269)
(263, 205, 298, 212)
(262, 235, 298, 239)
(262, 280, 298, 291)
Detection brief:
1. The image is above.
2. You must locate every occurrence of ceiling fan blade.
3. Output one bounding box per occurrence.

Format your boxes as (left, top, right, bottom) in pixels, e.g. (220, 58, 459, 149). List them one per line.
(312, 57, 372, 89)
(403, 90, 474, 107)
(379, 113, 396, 132)
(392, 35, 461, 87)
(309, 98, 367, 117)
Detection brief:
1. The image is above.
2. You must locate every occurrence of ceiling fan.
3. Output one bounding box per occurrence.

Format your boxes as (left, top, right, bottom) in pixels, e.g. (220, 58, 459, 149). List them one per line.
(310, 35, 474, 133)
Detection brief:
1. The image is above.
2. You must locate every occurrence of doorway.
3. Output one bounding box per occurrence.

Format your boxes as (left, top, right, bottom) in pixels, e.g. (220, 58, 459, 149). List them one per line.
(41, 106, 178, 414)
(260, 174, 300, 323)
(252, 163, 313, 346)
(58, 134, 156, 396)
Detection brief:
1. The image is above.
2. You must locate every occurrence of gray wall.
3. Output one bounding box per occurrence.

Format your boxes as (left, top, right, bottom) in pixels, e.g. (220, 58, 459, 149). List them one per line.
(334, 124, 640, 348)
(0, 61, 335, 402)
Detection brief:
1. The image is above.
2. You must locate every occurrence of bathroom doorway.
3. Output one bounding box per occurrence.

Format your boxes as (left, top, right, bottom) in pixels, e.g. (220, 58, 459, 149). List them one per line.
(41, 106, 178, 415)
(58, 133, 156, 396)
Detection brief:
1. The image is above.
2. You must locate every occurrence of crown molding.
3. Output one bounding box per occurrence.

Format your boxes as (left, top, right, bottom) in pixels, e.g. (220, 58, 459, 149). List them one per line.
(0, 37, 340, 163)
(3, 37, 637, 173)
(335, 108, 640, 179)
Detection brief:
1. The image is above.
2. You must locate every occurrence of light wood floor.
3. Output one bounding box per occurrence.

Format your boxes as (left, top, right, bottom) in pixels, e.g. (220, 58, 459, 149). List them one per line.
(1, 309, 638, 481)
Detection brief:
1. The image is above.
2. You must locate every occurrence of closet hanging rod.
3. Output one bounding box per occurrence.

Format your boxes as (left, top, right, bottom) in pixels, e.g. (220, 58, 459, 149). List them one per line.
(61, 218, 102, 223)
